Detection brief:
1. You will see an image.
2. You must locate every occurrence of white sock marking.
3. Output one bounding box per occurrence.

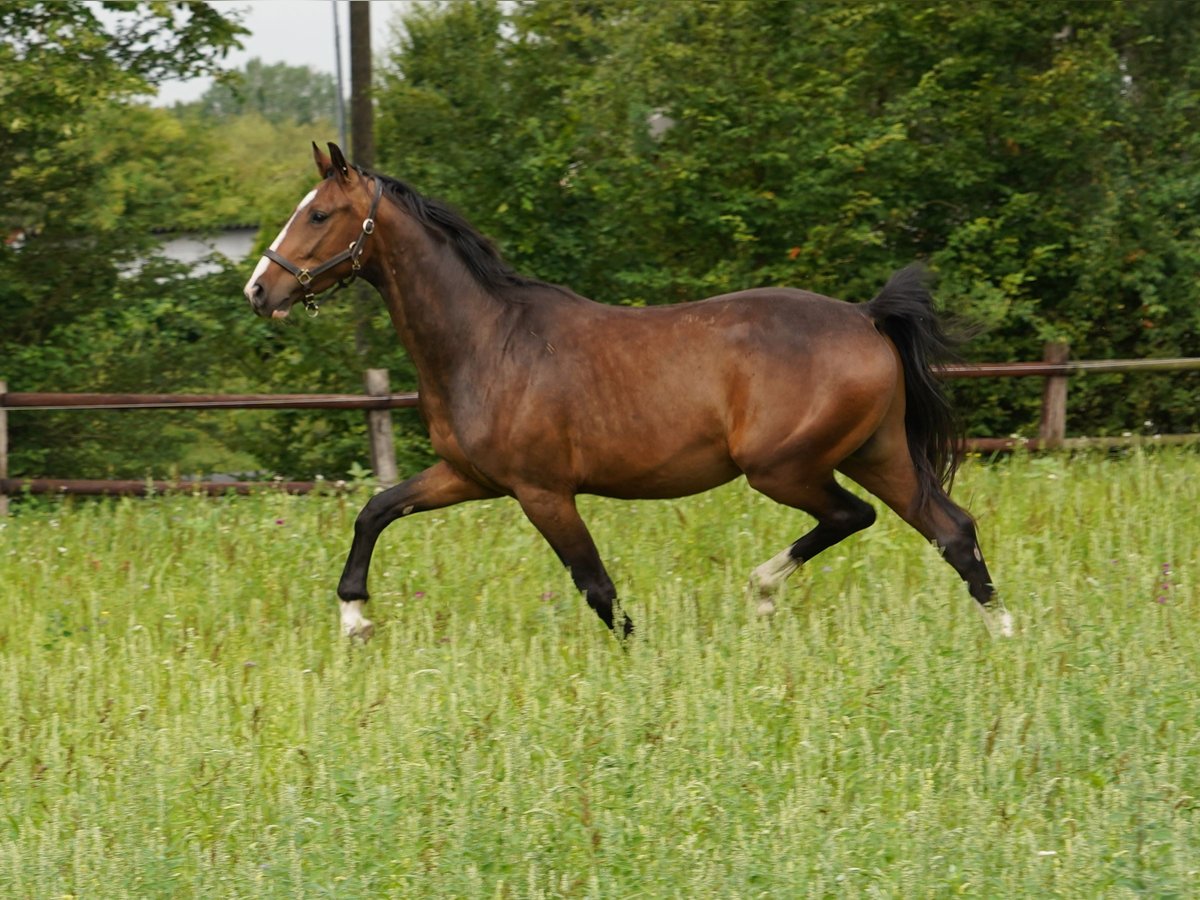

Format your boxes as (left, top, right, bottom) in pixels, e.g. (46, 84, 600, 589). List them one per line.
(751, 547, 799, 593)
(340, 599, 375, 640)
(750, 548, 800, 614)
(755, 596, 779, 617)
(976, 599, 1014, 638)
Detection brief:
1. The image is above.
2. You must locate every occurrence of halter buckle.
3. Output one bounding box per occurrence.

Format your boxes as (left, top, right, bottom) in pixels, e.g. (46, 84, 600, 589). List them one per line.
(297, 269, 313, 286)
(362, 218, 375, 235)
(303, 296, 320, 317)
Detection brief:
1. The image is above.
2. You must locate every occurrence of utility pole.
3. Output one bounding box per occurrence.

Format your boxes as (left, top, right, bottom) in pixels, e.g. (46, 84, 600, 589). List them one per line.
(348, 1, 377, 360)
(349, 0, 374, 168)
(332, 0, 347, 150)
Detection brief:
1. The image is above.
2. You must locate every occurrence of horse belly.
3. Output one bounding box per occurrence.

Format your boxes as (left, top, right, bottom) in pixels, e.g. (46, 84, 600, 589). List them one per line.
(579, 447, 740, 499)
(576, 453, 734, 504)
(574, 402, 740, 499)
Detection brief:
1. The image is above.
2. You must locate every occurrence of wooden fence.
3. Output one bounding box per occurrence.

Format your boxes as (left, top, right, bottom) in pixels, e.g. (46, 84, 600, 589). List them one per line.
(0, 369, 416, 514)
(3, 347, 1199, 512)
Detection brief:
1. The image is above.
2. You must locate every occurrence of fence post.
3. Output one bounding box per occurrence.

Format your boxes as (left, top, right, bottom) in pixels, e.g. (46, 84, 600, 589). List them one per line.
(1038, 342, 1070, 449)
(363, 368, 398, 485)
(0, 379, 8, 516)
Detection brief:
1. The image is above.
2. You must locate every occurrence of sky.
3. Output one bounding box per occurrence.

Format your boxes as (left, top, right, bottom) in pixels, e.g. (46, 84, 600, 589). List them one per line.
(153, 1, 415, 106)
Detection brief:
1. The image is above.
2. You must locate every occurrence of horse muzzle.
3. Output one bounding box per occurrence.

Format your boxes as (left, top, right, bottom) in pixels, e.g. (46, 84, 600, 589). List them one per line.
(245, 276, 296, 319)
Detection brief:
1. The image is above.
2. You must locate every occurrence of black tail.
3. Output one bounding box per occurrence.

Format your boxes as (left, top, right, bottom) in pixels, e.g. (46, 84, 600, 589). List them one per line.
(865, 264, 962, 512)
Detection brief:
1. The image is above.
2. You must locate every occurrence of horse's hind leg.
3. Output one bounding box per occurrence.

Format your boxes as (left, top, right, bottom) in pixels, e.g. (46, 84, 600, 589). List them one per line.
(838, 454, 1012, 637)
(745, 476, 878, 614)
(337, 460, 496, 639)
(516, 488, 632, 639)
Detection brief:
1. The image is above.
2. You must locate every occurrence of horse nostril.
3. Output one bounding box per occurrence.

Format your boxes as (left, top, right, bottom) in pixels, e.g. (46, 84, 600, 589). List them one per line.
(250, 282, 264, 300)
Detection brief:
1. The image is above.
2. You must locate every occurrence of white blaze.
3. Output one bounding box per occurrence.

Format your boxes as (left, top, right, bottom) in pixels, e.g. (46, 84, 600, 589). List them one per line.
(243, 188, 319, 296)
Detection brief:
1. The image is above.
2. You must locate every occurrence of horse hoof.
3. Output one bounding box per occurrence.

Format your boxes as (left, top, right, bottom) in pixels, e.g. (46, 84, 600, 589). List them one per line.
(994, 609, 1014, 638)
(345, 619, 375, 642)
(340, 600, 375, 642)
(977, 601, 1014, 638)
(755, 597, 777, 617)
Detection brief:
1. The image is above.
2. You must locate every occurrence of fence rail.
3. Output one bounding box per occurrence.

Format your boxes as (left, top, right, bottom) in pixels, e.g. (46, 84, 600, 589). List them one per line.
(0, 391, 419, 411)
(3, 349, 1199, 511)
(941, 357, 1200, 378)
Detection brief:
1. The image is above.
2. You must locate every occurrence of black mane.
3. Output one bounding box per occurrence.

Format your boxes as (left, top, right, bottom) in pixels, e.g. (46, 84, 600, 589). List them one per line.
(358, 166, 549, 295)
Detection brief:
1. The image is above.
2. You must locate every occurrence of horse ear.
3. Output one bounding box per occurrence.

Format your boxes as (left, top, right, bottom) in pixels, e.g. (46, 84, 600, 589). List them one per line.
(312, 141, 333, 178)
(327, 142, 356, 183)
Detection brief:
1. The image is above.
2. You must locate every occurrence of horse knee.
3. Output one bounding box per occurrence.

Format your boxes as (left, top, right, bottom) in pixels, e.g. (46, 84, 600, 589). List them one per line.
(353, 496, 384, 534)
(356, 492, 416, 537)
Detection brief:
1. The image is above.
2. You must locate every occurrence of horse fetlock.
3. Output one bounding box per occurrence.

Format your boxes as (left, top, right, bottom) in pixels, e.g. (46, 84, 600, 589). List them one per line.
(336, 571, 369, 602)
(616, 611, 635, 641)
(747, 576, 781, 617)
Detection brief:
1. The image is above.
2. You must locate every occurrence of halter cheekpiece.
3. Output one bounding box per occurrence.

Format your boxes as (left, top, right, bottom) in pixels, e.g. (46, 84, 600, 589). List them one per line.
(263, 177, 385, 316)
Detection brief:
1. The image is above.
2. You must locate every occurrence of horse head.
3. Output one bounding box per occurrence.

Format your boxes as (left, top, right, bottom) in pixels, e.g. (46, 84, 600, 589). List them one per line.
(244, 142, 382, 319)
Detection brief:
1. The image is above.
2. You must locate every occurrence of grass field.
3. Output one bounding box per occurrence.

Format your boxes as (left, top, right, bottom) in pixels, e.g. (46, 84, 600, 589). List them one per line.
(0, 450, 1197, 898)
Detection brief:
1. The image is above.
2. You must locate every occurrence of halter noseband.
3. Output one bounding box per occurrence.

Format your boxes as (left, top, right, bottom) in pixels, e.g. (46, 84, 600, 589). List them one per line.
(262, 177, 385, 316)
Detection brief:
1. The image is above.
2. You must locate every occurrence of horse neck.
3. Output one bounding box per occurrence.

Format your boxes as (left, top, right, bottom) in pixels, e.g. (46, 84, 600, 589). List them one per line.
(362, 213, 514, 377)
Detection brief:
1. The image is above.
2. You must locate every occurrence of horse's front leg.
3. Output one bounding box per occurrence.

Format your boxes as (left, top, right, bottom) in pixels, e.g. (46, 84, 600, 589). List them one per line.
(516, 488, 633, 639)
(337, 460, 496, 639)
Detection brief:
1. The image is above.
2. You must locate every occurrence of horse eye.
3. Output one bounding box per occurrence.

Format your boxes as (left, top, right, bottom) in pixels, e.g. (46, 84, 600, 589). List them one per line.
(310, 210, 329, 224)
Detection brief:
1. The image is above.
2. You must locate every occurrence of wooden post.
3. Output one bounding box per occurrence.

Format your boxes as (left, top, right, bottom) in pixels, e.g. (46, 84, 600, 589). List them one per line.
(349, 1, 374, 169)
(0, 380, 8, 516)
(363, 369, 398, 485)
(1038, 342, 1070, 449)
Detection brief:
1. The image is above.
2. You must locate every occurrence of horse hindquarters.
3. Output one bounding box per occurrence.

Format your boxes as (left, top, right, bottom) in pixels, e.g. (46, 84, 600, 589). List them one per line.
(846, 266, 1011, 634)
(744, 267, 1009, 635)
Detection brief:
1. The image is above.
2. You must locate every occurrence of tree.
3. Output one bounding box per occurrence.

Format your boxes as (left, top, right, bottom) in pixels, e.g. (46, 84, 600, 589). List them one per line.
(0, 2, 247, 477)
(375, 0, 1200, 438)
(185, 57, 338, 126)
(6, 0, 1199, 483)
(1, 2, 246, 333)
(0, 2, 245, 241)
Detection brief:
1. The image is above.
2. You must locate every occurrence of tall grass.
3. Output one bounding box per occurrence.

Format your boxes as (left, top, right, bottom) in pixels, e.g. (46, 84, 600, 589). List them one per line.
(0, 451, 1197, 897)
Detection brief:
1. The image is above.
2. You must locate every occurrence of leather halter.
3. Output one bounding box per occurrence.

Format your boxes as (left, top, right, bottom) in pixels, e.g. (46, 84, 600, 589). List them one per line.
(262, 177, 385, 316)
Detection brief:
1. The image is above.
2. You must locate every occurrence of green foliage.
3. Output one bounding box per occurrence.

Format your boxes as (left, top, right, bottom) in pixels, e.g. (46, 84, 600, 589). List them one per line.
(376, 0, 1200, 438)
(1, 452, 1198, 894)
(4, 0, 1200, 483)
(180, 57, 338, 127)
(4, 253, 430, 481)
(0, 6, 425, 481)
(0, 2, 248, 475)
(0, 2, 245, 235)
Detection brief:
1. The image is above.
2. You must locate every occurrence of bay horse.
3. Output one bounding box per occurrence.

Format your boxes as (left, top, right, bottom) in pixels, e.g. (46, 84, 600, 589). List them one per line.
(244, 143, 1012, 641)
